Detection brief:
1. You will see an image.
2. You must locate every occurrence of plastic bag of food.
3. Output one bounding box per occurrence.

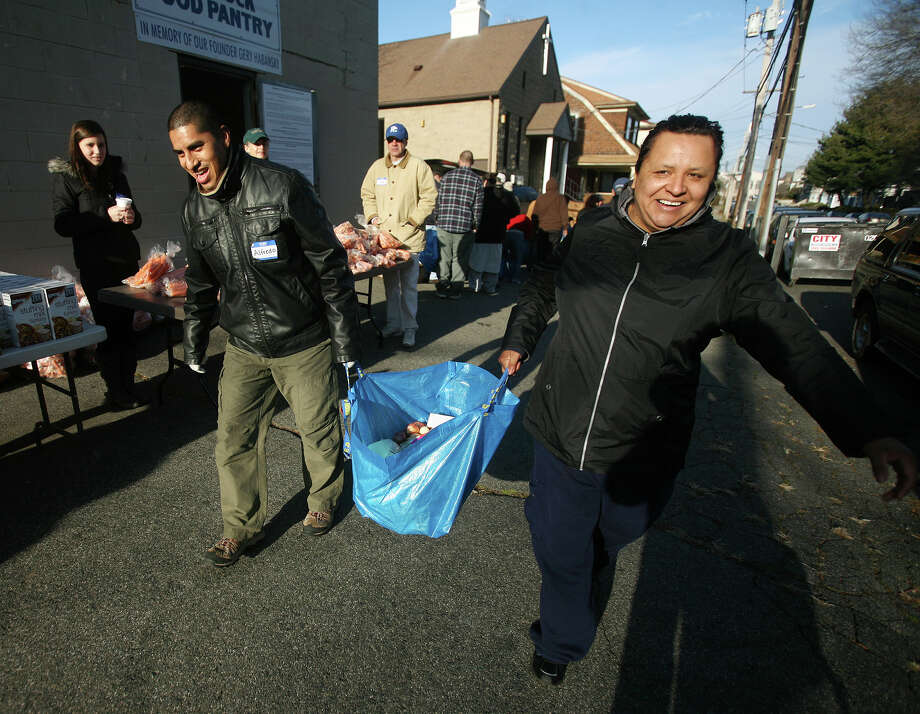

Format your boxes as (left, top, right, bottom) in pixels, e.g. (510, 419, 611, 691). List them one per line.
(23, 354, 67, 379)
(159, 265, 188, 297)
(123, 241, 181, 289)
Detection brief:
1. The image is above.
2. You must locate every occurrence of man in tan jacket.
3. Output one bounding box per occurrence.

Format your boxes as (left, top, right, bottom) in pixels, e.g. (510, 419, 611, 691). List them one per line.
(360, 123, 437, 347)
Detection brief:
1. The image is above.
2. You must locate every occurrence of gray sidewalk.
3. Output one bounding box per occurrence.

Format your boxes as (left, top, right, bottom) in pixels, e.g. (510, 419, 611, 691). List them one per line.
(0, 279, 918, 712)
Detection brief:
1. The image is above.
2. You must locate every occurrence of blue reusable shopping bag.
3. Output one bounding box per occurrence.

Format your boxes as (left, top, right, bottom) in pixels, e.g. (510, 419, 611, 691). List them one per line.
(343, 361, 518, 538)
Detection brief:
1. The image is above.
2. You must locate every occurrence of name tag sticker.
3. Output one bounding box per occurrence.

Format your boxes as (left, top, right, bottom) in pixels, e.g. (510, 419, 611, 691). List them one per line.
(251, 239, 279, 260)
(376, 177, 388, 185)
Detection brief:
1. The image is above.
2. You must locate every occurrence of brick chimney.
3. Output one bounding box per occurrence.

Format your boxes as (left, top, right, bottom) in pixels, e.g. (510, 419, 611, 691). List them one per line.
(450, 0, 490, 39)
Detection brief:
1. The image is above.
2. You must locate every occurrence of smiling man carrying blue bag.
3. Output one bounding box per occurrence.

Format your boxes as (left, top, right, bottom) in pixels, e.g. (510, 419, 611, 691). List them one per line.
(168, 100, 362, 566)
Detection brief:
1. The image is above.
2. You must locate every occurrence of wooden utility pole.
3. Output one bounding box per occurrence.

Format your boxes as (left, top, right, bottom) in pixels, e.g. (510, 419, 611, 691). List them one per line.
(728, 0, 784, 228)
(756, 0, 814, 262)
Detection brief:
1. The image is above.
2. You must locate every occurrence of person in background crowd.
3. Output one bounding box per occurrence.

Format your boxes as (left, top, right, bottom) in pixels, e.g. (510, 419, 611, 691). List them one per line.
(168, 100, 361, 566)
(50, 119, 147, 411)
(470, 174, 519, 295)
(502, 209, 534, 285)
(577, 193, 605, 220)
(527, 176, 569, 263)
(242, 127, 270, 159)
(499, 113, 917, 685)
(432, 150, 483, 300)
(360, 123, 437, 347)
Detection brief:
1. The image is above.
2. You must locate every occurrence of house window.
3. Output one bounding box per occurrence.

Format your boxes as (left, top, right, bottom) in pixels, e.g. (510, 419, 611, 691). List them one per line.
(501, 112, 511, 169)
(515, 116, 523, 170)
(625, 115, 638, 144)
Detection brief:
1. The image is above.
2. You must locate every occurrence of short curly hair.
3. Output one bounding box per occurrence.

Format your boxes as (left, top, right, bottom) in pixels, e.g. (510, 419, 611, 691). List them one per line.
(635, 114, 724, 176)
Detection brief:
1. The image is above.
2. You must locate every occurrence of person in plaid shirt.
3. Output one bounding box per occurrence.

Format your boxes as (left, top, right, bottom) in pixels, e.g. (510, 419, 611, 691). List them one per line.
(433, 151, 484, 299)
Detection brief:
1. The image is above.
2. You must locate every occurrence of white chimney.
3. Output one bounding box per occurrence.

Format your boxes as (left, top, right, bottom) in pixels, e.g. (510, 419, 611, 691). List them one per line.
(450, 0, 490, 39)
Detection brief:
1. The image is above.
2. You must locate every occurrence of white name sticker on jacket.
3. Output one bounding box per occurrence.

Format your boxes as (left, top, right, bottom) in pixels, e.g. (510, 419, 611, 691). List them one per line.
(808, 234, 841, 252)
(376, 177, 388, 185)
(251, 240, 279, 260)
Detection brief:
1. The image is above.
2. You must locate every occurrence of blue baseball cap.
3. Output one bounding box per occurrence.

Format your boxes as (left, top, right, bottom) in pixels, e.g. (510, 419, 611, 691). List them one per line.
(385, 123, 408, 141)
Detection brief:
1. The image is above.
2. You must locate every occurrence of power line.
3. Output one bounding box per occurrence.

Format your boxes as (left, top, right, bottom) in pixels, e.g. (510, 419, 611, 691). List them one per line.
(670, 46, 762, 114)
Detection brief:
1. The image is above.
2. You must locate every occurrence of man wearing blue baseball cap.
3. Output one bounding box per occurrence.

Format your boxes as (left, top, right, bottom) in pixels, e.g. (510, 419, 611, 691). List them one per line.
(360, 122, 437, 347)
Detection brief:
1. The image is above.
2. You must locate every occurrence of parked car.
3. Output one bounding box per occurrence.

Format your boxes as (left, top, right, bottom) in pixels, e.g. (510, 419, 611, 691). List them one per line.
(765, 208, 825, 261)
(857, 212, 892, 224)
(850, 208, 920, 374)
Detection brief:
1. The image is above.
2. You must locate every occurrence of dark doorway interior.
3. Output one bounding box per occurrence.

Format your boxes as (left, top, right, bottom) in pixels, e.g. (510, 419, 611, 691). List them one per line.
(177, 56, 256, 146)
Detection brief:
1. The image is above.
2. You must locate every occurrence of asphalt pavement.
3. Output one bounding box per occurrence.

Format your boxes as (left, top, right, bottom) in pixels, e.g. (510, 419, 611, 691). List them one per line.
(1, 275, 918, 712)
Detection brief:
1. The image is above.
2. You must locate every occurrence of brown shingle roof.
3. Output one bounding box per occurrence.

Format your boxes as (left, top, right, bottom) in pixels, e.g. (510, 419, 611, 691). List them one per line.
(561, 77, 649, 120)
(526, 102, 574, 141)
(379, 17, 548, 106)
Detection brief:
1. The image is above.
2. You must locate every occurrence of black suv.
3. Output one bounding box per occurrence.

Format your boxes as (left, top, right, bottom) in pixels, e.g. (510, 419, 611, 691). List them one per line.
(850, 208, 920, 375)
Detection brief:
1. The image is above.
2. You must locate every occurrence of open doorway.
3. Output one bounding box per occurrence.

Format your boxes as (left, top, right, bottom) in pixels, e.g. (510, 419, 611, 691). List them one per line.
(178, 55, 256, 146)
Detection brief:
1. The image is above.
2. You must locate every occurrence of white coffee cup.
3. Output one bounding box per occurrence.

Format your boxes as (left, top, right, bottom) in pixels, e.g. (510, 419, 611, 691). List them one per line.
(115, 196, 133, 208)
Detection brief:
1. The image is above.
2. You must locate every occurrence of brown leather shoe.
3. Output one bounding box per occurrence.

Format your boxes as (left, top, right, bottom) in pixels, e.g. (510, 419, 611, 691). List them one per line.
(302, 510, 333, 536)
(203, 531, 264, 567)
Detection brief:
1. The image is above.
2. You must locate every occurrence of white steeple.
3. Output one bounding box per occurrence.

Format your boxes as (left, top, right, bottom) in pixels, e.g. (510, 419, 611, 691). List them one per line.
(450, 0, 490, 39)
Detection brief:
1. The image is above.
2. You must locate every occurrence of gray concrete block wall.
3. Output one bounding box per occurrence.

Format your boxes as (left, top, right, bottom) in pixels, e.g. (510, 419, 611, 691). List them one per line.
(0, 0, 378, 278)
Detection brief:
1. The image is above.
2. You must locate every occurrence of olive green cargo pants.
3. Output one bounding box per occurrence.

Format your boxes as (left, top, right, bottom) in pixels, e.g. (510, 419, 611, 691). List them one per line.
(215, 340, 343, 540)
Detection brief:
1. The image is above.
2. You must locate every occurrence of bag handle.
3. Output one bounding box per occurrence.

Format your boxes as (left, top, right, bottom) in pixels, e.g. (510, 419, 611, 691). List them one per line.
(341, 363, 364, 460)
(482, 369, 510, 414)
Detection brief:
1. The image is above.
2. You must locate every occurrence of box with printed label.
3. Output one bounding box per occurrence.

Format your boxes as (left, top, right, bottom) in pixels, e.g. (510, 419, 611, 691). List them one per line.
(2, 289, 53, 348)
(44, 283, 83, 339)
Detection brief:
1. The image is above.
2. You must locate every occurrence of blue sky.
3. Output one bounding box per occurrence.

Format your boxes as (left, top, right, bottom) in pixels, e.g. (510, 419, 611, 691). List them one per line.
(378, 0, 868, 173)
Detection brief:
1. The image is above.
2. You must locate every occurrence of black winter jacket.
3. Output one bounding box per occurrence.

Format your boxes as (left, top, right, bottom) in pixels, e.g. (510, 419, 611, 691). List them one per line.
(181, 148, 361, 364)
(49, 155, 142, 273)
(502, 189, 884, 482)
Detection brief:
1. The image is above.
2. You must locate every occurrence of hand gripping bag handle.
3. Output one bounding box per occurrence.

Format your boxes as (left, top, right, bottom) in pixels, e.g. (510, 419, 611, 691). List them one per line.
(482, 369, 510, 414)
(340, 363, 365, 459)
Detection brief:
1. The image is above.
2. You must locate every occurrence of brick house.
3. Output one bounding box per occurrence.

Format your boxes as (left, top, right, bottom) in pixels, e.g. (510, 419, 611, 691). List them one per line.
(562, 77, 652, 197)
(378, 1, 574, 194)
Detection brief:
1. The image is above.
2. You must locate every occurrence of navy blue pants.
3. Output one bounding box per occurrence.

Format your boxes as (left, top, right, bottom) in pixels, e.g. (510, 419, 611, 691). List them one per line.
(526, 440, 674, 663)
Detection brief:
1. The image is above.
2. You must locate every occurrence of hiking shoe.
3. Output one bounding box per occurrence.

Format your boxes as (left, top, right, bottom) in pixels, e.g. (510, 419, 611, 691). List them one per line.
(303, 510, 333, 536)
(381, 324, 402, 338)
(402, 329, 416, 347)
(532, 651, 566, 685)
(203, 531, 264, 567)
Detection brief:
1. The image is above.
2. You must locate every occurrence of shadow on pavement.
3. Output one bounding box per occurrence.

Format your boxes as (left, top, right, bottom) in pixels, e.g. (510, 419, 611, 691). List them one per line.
(0, 359, 222, 564)
(610, 341, 849, 712)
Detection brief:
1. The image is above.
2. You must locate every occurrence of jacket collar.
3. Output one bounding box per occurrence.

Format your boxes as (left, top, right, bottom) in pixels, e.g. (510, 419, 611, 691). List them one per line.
(385, 150, 411, 169)
(616, 182, 717, 235)
(201, 144, 244, 202)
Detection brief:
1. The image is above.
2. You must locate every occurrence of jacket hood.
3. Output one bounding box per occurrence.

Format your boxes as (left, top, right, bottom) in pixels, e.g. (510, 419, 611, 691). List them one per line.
(47, 154, 124, 176)
(616, 181, 717, 234)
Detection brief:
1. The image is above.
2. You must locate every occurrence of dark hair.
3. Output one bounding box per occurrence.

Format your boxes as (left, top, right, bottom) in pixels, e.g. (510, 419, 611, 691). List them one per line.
(635, 114, 724, 176)
(584, 193, 604, 209)
(68, 119, 110, 190)
(167, 100, 224, 136)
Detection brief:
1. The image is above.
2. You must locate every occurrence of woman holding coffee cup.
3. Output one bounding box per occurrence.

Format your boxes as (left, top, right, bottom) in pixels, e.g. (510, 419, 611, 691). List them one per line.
(49, 119, 147, 410)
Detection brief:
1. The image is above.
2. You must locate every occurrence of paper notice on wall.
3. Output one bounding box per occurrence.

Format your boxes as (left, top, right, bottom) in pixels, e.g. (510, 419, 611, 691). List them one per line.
(260, 82, 316, 186)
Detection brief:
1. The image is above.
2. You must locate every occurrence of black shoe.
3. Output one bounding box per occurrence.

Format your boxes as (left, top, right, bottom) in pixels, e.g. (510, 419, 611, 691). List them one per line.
(104, 391, 146, 411)
(532, 651, 566, 685)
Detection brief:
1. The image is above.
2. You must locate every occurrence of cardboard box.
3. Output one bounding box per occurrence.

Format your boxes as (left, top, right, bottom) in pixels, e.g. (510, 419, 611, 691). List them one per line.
(44, 283, 83, 339)
(2, 288, 53, 348)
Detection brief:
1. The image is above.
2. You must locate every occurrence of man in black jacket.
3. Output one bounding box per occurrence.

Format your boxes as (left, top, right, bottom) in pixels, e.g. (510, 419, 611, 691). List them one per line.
(498, 114, 917, 684)
(167, 101, 361, 566)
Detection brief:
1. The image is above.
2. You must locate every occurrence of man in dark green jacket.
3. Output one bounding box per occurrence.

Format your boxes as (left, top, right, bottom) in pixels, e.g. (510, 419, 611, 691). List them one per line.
(168, 101, 361, 566)
(499, 114, 917, 684)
